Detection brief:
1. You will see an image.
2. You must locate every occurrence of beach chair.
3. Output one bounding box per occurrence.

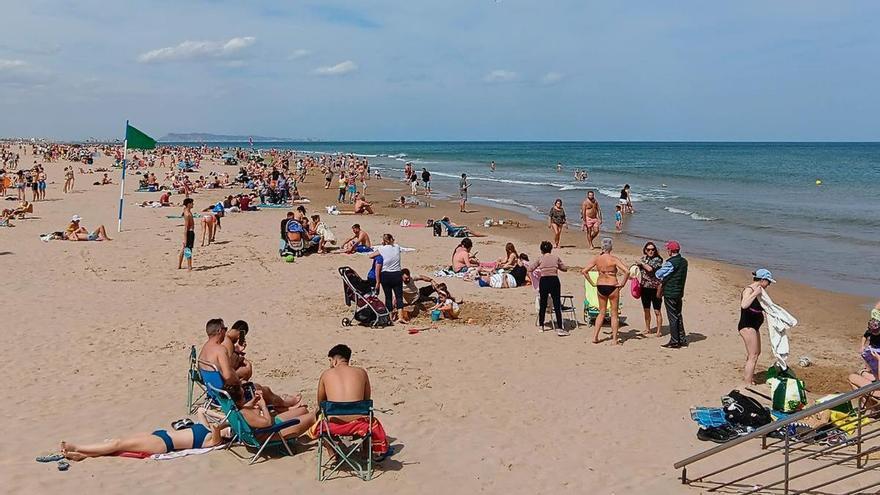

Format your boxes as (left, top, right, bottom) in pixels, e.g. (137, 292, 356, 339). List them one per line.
(186, 346, 209, 414)
(437, 219, 469, 237)
(207, 383, 299, 465)
(530, 270, 577, 331)
(582, 271, 626, 325)
(317, 400, 375, 481)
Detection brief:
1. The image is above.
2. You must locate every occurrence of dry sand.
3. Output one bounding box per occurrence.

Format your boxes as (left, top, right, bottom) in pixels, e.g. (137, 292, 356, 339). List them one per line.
(1, 148, 872, 493)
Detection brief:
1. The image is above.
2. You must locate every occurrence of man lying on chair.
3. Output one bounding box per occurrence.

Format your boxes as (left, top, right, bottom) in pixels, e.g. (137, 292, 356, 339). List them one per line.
(308, 344, 390, 459)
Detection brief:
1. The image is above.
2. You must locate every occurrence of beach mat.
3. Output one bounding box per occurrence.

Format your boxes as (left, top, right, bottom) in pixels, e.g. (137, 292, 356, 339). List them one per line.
(257, 203, 291, 209)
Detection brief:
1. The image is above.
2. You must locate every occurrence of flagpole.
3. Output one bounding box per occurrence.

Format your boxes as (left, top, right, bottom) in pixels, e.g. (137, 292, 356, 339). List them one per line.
(117, 119, 129, 233)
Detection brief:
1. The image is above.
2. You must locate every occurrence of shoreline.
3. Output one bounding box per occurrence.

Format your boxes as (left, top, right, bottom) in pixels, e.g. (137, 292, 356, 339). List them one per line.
(3, 147, 873, 494)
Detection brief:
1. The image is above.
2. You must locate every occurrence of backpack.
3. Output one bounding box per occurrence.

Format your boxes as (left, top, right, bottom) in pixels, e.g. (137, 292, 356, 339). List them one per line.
(722, 390, 772, 429)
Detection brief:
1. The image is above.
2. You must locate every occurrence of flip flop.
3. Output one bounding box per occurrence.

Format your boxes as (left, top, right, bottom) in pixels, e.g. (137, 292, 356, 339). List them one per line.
(374, 446, 397, 463)
(35, 454, 64, 463)
(57, 460, 70, 471)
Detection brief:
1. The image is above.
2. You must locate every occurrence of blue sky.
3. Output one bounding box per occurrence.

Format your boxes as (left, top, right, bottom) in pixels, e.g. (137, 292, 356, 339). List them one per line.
(1, 1, 879, 141)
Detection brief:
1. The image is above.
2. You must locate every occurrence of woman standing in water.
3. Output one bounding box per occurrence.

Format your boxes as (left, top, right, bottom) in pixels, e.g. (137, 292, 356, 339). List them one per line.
(548, 199, 567, 248)
(582, 238, 630, 345)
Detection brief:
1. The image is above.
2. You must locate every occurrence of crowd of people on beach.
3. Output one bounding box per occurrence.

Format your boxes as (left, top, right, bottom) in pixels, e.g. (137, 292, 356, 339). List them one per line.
(6, 138, 877, 475)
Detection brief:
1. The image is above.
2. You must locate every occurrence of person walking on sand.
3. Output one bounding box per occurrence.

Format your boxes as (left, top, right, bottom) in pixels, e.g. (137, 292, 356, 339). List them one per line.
(421, 167, 431, 194)
(178, 198, 195, 271)
(582, 238, 629, 345)
(459, 173, 470, 212)
(655, 240, 689, 349)
(548, 198, 566, 248)
(737, 268, 775, 385)
(581, 190, 602, 249)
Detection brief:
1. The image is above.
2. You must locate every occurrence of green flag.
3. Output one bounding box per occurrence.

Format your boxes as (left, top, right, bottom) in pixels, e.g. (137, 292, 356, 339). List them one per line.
(125, 123, 156, 150)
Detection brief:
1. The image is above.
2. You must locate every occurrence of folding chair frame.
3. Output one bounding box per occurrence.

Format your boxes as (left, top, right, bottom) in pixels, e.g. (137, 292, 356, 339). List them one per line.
(317, 401, 374, 481)
(207, 383, 300, 465)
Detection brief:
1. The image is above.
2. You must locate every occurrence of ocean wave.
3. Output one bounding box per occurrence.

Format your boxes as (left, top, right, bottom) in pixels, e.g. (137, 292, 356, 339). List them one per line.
(386, 153, 407, 159)
(352, 153, 378, 158)
(664, 206, 718, 221)
(472, 196, 544, 215)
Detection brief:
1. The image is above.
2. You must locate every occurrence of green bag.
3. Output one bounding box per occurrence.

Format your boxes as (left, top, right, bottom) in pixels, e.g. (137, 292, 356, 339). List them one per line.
(766, 366, 807, 413)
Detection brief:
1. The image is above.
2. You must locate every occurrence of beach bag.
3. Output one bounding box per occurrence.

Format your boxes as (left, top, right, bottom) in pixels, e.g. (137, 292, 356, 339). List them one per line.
(766, 366, 807, 413)
(630, 278, 641, 299)
(722, 390, 772, 429)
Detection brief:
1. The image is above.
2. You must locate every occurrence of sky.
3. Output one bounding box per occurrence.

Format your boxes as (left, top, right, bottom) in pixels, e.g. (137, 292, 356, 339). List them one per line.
(1, 0, 879, 141)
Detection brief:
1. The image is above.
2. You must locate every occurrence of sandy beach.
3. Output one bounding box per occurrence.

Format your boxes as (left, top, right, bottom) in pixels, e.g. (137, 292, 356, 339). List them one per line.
(2, 147, 873, 494)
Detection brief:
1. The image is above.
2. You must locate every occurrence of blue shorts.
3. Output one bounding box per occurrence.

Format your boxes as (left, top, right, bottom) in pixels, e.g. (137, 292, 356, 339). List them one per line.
(477, 278, 490, 287)
(310, 235, 321, 246)
(355, 244, 372, 253)
(38, 181, 46, 190)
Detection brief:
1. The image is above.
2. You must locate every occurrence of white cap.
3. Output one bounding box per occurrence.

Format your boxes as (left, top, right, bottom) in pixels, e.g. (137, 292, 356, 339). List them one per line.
(71, 214, 82, 222)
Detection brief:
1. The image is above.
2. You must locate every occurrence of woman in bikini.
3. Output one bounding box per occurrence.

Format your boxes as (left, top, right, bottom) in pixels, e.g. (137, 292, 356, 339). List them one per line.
(494, 242, 519, 270)
(59, 417, 223, 461)
(582, 238, 630, 345)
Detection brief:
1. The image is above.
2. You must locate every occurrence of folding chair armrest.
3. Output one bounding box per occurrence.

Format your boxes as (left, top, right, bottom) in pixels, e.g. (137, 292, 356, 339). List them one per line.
(253, 418, 301, 435)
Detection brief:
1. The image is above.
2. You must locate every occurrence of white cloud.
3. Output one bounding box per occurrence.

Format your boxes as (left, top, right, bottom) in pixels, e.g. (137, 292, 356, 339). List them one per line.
(137, 36, 256, 63)
(541, 71, 564, 84)
(288, 49, 312, 61)
(483, 69, 517, 83)
(312, 60, 358, 76)
(0, 59, 27, 70)
(0, 59, 52, 87)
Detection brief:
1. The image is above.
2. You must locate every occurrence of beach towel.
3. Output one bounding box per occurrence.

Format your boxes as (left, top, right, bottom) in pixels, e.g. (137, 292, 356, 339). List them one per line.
(307, 416, 388, 455)
(759, 291, 797, 370)
(690, 407, 728, 428)
(166, 213, 202, 219)
(258, 203, 290, 209)
(150, 443, 228, 460)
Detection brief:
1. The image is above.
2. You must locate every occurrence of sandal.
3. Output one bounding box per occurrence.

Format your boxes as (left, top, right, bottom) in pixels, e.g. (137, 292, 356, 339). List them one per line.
(36, 454, 64, 463)
(171, 418, 194, 430)
(57, 460, 70, 471)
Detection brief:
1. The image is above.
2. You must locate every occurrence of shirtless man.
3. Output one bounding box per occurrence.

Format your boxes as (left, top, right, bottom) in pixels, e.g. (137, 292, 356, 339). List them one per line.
(316, 344, 390, 459)
(197, 318, 300, 411)
(353, 193, 374, 214)
(223, 320, 252, 381)
(342, 223, 372, 254)
(581, 190, 602, 249)
(178, 198, 195, 271)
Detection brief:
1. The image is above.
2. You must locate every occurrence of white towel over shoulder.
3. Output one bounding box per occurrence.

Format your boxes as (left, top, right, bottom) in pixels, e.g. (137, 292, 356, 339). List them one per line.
(759, 291, 797, 370)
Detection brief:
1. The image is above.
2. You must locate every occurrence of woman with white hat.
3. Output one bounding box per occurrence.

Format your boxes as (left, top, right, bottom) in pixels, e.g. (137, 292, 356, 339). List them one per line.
(738, 268, 776, 385)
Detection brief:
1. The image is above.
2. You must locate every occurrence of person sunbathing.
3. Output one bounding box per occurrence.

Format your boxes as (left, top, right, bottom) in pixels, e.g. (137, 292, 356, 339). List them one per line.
(494, 242, 519, 270)
(353, 193, 374, 215)
(341, 223, 372, 254)
(59, 419, 223, 461)
(13, 200, 32, 218)
(452, 238, 480, 272)
(0, 209, 15, 227)
(475, 270, 518, 288)
(307, 345, 391, 460)
(198, 318, 302, 411)
(65, 215, 111, 241)
(440, 216, 487, 237)
(222, 383, 315, 441)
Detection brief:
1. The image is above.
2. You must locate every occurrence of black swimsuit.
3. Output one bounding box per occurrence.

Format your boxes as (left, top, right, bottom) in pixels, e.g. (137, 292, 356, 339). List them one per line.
(737, 292, 764, 331)
(597, 284, 617, 297)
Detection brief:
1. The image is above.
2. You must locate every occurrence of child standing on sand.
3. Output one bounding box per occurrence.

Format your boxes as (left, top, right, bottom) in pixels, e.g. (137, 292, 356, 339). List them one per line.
(615, 205, 623, 232)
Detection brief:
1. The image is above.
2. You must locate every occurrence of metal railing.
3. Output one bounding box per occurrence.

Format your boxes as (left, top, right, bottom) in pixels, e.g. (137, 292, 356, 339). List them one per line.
(673, 380, 880, 494)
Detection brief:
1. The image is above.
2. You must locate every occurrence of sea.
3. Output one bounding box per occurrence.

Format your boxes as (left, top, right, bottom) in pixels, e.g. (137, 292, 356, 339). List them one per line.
(175, 141, 880, 298)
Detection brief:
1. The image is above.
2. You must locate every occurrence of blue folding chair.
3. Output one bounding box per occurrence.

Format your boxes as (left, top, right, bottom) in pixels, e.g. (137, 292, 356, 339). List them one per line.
(317, 400, 375, 481)
(437, 219, 470, 237)
(207, 383, 300, 465)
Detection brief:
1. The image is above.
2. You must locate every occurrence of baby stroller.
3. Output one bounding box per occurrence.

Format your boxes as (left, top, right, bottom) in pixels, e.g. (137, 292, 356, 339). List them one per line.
(338, 266, 393, 328)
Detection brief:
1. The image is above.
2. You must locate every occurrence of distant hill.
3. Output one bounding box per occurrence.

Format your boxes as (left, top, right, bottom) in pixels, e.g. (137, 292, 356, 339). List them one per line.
(158, 133, 314, 143)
